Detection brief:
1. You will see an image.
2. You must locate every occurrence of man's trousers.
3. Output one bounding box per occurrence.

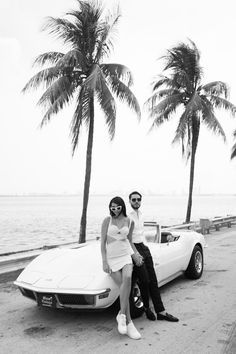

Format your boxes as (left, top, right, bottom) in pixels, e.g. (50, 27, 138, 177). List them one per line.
(133, 242, 165, 313)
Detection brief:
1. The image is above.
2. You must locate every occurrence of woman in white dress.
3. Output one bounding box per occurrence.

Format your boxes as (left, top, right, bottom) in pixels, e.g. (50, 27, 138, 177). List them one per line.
(101, 196, 143, 340)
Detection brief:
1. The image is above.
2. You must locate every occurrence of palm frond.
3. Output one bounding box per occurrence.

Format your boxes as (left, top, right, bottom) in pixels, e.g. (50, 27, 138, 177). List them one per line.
(101, 63, 133, 87)
(201, 81, 229, 98)
(231, 142, 236, 159)
(37, 76, 75, 111)
(172, 110, 196, 161)
(96, 82, 116, 139)
(171, 70, 193, 94)
(33, 52, 64, 67)
(94, 6, 120, 61)
(55, 49, 86, 71)
(152, 75, 181, 91)
(68, 0, 103, 23)
(171, 94, 201, 145)
(171, 93, 201, 155)
(172, 110, 191, 145)
(70, 84, 91, 154)
(42, 16, 81, 47)
(200, 96, 226, 140)
(146, 93, 184, 118)
(153, 88, 181, 100)
(207, 95, 236, 116)
(163, 41, 202, 90)
(83, 64, 100, 91)
(22, 67, 63, 93)
(148, 103, 180, 131)
(108, 77, 141, 118)
(67, 2, 103, 56)
(88, 66, 116, 139)
(39, 76, 76, 127)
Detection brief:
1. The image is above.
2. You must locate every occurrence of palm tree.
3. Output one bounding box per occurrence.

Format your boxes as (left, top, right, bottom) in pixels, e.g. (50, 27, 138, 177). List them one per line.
(231, 130, 236, 159)
(23, 0, 141, 243)
(145, 40, 236, 222)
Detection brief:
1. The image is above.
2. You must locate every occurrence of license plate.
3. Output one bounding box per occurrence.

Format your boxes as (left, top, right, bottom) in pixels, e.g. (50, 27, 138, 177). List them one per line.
(37, 293, 57, 308)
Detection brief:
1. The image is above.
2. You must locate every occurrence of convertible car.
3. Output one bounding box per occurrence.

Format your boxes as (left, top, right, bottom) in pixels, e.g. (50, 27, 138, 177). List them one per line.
(14, 229, 206, 318)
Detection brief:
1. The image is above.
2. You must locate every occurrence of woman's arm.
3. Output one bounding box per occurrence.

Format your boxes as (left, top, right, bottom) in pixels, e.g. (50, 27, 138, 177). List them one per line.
(127, 219, 143, 266)
(100, 217, 111, 273)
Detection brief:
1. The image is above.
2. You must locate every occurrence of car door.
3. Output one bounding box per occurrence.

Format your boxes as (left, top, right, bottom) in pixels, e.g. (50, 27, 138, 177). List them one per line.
(158, 239, 184, 282)
(148, 242, 162, 282)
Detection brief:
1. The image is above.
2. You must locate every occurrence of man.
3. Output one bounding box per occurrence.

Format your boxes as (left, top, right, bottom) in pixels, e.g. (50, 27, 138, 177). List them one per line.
(129, 191, 179, 322)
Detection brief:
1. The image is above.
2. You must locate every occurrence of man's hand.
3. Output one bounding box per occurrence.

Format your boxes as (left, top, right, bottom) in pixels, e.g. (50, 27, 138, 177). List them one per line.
(132, 252, 143, 267)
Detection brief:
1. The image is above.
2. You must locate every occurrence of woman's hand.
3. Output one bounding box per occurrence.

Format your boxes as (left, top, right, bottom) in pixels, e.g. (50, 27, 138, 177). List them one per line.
(103, 260, 112, 274)
(132, 252, 143, 267)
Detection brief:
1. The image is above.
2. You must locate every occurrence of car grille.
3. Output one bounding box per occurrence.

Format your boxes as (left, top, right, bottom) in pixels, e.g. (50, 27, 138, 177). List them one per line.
(57, 293, 95, 305)
(19, 288, 95, 306)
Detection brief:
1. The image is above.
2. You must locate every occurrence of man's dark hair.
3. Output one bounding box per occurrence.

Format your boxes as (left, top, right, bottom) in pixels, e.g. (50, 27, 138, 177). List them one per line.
(109, 196, 127, 217)
(129, 191, 142, 200)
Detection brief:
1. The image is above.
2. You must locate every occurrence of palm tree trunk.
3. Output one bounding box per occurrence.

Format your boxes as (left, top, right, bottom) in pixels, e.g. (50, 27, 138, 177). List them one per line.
(185, 146, 196, 223)
(185, 119, 200, 223)
(79, 97, 94, 243)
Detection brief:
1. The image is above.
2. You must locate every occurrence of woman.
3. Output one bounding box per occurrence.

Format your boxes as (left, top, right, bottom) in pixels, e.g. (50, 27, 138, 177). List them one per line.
(101, 196, 143, 340)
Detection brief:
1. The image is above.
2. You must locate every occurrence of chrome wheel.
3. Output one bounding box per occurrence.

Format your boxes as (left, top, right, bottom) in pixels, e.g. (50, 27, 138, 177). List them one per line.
(133, 283, 143, 309)
(194, 250, 203, 273)
(130, 279, 144, 318)
(185, 245, 204, 279)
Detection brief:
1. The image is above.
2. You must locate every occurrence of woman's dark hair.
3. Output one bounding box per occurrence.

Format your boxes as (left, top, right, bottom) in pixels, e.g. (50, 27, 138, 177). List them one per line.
(109, 196, 127, 217)
(129, 191, 142, 200)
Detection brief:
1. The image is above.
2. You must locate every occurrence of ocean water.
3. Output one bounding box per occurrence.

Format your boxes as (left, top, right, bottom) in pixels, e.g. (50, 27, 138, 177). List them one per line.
(1, 194, 236, 254)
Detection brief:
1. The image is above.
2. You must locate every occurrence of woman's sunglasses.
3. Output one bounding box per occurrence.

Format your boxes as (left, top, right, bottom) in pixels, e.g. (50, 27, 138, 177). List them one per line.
(131, 198, 141, 202)
(110, 205, 122, 212)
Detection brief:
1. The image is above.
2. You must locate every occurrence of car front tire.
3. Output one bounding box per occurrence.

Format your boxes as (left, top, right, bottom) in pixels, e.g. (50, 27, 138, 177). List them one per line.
(129, 277, 144, 318)
(185, 245, 203, 279)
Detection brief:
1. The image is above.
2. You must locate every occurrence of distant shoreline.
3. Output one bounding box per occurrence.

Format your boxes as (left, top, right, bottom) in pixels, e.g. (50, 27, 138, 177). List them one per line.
(1, 193, 236, 197)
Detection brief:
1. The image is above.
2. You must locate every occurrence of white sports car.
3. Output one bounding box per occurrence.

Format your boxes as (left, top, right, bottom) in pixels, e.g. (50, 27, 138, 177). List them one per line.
(14, 230, 206, 318)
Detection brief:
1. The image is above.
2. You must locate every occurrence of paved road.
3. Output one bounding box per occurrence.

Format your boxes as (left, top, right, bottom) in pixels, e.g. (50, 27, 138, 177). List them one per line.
(0, 228, 236, 354)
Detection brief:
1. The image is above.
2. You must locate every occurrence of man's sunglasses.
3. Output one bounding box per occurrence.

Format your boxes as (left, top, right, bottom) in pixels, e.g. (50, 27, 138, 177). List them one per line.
(131, 198, 141, 202)
(110, 205, 122, 212)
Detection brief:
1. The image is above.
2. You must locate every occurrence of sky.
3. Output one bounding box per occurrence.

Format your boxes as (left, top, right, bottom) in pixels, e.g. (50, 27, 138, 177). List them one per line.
(0, 0, 236, 196)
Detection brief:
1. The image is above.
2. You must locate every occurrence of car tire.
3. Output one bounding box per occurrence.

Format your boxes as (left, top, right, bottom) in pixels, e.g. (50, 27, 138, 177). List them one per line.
(185, 245, 203, 279)
(129, 277, 144, 318)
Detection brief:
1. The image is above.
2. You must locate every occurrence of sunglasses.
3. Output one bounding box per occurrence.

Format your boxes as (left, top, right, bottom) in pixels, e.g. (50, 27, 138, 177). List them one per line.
(110, 205, 122, 212)
(131, 198, 141, 202)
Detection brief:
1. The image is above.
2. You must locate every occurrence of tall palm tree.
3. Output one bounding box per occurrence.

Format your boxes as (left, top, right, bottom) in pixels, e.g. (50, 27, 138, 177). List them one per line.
(145, 40, 236, 222)
(231, 130, 236, 159)
(23, 0, 141, 243)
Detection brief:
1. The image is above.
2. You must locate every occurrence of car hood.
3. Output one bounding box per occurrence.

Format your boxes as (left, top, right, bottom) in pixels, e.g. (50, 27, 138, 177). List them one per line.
(16, 242, 108, 290)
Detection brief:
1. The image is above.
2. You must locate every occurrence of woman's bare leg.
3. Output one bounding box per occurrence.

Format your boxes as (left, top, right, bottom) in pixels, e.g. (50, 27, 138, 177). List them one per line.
(126, 300, 131, 323)
(110, 271, 122, 288)
(120, 264, 133, 317)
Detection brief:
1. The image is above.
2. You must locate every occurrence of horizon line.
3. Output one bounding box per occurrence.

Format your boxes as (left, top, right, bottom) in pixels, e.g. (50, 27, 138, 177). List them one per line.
(1, 193, 236, 197)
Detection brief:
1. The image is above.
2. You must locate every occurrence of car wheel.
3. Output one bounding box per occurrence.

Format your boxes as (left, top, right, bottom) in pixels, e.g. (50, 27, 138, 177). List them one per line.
(185, 245, 203, 279)
(129, 277, 144, 318)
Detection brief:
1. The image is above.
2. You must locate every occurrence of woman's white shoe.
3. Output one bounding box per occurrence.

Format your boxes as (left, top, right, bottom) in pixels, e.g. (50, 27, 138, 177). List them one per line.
(116, 313, 127, 335)
(127, 321, 141, 340)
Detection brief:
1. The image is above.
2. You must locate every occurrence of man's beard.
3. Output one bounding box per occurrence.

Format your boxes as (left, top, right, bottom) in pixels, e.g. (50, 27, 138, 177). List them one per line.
(132, 204, 140, 210)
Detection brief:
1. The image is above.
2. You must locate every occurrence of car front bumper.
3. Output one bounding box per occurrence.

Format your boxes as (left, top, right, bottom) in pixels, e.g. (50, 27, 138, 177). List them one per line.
(14, 281, 113, 309)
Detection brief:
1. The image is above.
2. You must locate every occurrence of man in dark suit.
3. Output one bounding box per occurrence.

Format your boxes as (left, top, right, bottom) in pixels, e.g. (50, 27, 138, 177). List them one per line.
(129, 191, 179, 322)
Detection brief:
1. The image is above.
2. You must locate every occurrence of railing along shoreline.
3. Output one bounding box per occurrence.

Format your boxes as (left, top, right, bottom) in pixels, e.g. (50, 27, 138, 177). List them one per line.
(144, 215, 236, 235)
(1, 215, 236, 258)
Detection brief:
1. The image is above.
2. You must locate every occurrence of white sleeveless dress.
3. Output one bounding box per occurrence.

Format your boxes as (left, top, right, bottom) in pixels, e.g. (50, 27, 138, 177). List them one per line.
(106, 217, 133, 272)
